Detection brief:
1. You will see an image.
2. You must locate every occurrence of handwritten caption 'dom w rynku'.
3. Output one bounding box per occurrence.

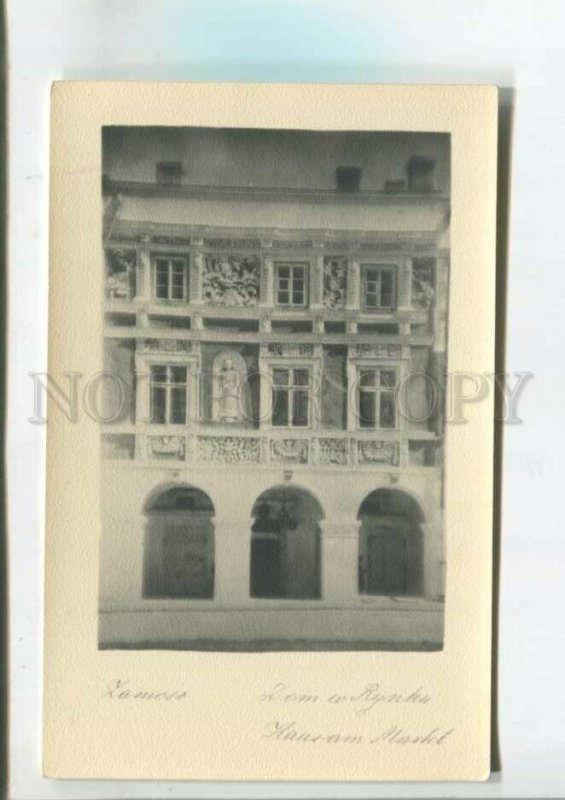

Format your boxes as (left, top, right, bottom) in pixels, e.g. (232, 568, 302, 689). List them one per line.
(259, 682, 454, 747)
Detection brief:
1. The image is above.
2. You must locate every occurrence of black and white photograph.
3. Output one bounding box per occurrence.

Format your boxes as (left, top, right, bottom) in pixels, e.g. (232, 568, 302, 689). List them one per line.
(99, 127, 450, 651)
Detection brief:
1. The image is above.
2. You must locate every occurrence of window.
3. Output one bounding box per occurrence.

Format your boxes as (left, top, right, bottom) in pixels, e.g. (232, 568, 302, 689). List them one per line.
(358, 368, 397, 429)
(150, 365, 188, 424)
(276, 263, 308, 307)
(362, 265, 396, 310)
(153, 255, 187, 301)
(272, 368, 310, 427)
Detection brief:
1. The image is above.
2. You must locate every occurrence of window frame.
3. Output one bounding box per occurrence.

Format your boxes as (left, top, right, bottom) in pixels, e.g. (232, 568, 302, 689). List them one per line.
(271, 365, 313, 429)
(152, 253, 188, 302)
(361, 264, 397, 311)
(357, 365, 398, 431)
(149, 364, 189, 425)
(275, 261, 309, 308)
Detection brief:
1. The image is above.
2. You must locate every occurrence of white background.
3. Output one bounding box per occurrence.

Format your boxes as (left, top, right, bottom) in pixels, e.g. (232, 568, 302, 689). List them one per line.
(7, 1, 564, 797)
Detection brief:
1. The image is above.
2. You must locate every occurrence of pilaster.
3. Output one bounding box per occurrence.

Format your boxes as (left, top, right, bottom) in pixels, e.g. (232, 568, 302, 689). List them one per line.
(320, 521, 360, 603)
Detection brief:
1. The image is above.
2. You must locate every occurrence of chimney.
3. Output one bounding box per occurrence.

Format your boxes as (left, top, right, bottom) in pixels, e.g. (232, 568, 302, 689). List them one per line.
(335, 166, 363, 192)
(406, 156, 436, 192)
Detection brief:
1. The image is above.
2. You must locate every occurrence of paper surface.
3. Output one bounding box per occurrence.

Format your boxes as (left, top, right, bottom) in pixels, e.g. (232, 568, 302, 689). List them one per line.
(43, 82, 497, 781)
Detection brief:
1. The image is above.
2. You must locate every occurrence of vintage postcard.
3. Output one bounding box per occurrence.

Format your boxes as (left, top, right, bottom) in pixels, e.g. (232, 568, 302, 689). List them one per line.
(43, 82, 497, 781)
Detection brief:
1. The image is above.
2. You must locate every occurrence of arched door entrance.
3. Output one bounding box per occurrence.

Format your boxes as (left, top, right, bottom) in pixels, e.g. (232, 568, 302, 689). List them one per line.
(250, 486, 323, 599)
(143, 485, 215, 599)
(358, 489, 424, 597)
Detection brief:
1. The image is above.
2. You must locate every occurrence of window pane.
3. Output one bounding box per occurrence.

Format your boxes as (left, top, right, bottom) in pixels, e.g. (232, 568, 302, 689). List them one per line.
(272, 388, 289, 426)
(170, 366, 187, 384)
(277, 290, 290, 304)
(359, 391, 376, 428)
(278, 266, 290, 278)
(365, 291, 378, 308)
(360, 370, 376, 388)
(293, 266, 305, 278)
(170, 387, 187, 424)
(379, 391, 396, 428)
(292, 390, 309, 426)
(380, 370, 396, 388)
(292, 290, 304, 305)
(293, 370, 309, 386)
(278, 278, 290, 290)
(272, 369, 289, 386)
(171, 284, 184, 299)
(380, 270, 394, 307)
(150, 386, 166, 423)
(150, 366, 167, 383)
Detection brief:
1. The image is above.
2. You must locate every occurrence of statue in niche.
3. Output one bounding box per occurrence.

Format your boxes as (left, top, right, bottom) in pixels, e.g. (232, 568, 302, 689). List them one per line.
(211, 350, 253, 425)
(219, 359, 240, 422)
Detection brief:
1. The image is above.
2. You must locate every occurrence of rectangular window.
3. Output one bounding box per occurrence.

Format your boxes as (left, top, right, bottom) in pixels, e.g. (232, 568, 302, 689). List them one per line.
(362, 265, 396, 310)
(150, 365, 188, 424)
(276, 263, 308, 307)
(358, 368, 397, 429)
(272, 367, 311, 427)
(153, 255, 188, 301)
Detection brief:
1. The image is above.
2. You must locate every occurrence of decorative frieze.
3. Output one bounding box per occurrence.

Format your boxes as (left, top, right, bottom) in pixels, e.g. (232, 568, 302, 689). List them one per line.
(270, 439, 308, 465)
(357, 440, 399, 466)
(147, 435, 186, 460)
(203, 238, 261, 249)
(323, 256, 347, 309)
(272, 240, 312, 250)
(351, 344, 402, 359)
(318, 438, 349, 465)
(267, 343, 314, 357)
(202, 254, 260, 306)
(137, 338, 193, 353)
(196, 435, 261, 464)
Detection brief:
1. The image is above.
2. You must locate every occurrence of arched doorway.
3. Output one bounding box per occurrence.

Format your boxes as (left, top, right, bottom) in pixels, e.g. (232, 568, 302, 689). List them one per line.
(358, 489, 424, 597)
(250, 486, 323, 599)
(143, 485, 215, 599)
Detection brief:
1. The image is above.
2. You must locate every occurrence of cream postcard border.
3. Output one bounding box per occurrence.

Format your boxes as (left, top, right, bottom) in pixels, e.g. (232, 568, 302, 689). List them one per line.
(44, 83, 497, 781)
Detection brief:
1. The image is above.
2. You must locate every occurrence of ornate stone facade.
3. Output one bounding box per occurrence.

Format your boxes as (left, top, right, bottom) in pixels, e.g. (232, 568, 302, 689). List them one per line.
(147, 435, 186, 460)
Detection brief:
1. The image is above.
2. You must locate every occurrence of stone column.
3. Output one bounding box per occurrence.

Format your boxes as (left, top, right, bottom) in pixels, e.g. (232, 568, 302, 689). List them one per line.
(213, 518, 252, 605)
(320, 521, 360, 604)
(137, 235, 152, 301)
(260, 252, 274, 306)
(346, 260, 361, 310)
(190, 244, 204, 304)
(310, 252, 324, 308)
(421, 521, 443, 600)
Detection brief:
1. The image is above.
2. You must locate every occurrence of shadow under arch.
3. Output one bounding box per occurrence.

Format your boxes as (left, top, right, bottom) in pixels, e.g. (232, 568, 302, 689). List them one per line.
(143, 483, 215, 599)
(250, 483, 324, 599)
(357, 488, 424, 597)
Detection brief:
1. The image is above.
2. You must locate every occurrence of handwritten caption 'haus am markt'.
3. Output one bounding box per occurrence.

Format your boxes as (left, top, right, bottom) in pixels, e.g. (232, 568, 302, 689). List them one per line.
(259, 681, 454, 747)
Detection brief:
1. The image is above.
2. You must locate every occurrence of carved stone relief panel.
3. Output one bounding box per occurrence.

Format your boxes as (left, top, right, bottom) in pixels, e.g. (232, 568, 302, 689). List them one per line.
(323, 256, 347, 309)
(196, 435, 261, 464)
(270, 439, 309, 465)
(318, 438, 349, 465)
(357, 440, 399, 466)
(202, 254, 260, 306)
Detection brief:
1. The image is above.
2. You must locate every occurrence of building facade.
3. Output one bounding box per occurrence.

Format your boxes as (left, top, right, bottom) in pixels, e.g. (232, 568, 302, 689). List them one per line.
(99, 130, 449, 650)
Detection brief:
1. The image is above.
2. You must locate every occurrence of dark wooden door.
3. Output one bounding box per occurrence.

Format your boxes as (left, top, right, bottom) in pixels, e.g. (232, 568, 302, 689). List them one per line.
(367, 526, 408, 595)
(250, 537, 282, 597)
